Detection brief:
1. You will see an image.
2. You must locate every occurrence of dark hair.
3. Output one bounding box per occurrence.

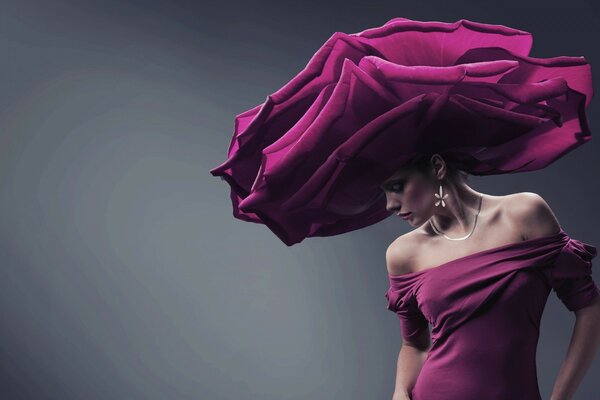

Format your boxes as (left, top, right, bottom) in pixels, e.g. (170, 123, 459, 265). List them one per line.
(405, 153, 470, 183)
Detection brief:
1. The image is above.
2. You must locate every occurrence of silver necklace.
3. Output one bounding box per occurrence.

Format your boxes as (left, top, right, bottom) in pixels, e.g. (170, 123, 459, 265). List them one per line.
(429, 194, 483, 241)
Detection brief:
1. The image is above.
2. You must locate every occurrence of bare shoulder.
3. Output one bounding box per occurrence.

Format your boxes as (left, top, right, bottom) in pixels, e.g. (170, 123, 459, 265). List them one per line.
(502, 192, 562, 240)
(385, 231, 420, 276)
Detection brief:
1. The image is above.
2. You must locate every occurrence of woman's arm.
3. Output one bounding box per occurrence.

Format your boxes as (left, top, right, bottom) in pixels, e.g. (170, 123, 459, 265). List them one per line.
(392, 332, 431, 400)
(509, 193, 600, 398)
(549, 296, 600, 400)
(386, 239, 431, 399)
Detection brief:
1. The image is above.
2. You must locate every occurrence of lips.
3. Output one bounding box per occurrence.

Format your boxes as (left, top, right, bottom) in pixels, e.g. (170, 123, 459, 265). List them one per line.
(397, 212, 412, 219)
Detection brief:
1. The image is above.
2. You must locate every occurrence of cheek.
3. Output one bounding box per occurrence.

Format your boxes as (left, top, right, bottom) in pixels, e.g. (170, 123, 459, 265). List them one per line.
(406, 184, 431, 208)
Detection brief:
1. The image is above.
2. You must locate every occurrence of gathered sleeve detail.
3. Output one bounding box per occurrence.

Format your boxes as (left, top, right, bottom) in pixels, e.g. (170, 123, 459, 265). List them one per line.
(385, 283, 429, 342)
(543, 236, 600, 312)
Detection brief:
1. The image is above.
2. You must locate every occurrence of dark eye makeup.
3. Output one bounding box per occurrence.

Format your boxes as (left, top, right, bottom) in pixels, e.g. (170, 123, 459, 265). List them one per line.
(381, 179, 405, 192)
(390, 182, 404, 192)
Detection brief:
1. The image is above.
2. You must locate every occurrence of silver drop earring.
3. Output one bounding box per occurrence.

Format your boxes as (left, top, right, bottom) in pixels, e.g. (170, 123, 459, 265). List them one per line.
(434, 182, 449, 207)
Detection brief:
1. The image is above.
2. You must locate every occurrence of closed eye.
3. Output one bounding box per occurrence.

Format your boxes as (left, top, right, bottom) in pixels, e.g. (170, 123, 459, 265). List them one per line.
(390, 182, 404, 192)
(381, 179, 405, 193)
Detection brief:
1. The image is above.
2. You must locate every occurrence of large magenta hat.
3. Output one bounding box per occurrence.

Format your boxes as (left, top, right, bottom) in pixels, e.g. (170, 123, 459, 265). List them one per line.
(209, 17, 594, 246)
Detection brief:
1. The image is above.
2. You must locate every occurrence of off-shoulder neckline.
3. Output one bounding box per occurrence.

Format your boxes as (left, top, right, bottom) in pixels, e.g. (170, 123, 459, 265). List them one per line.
(388, 227, 567, 279)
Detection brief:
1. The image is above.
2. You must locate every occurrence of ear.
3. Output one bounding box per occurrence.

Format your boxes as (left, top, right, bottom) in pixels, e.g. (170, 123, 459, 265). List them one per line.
(430, 154, 447, 180)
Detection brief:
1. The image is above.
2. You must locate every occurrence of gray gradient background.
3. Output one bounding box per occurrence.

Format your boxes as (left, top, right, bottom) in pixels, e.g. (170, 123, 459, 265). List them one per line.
(1, 1, 599, 399)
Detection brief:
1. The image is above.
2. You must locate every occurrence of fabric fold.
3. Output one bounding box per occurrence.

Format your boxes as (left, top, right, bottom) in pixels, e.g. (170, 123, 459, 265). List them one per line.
(542, 237, 599, 311)
(383, 228, 599, 399)
(210, 17, 594, 246)
(384, 229, 599, 343)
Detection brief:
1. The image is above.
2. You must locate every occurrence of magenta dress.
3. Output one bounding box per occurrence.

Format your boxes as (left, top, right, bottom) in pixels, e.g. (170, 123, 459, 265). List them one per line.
(384, 228, 599, 400)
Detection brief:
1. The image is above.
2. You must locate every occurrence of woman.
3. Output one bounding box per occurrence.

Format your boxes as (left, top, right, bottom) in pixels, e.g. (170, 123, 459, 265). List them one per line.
(210, 17, 600, 400)
(382, 153, 600, 400)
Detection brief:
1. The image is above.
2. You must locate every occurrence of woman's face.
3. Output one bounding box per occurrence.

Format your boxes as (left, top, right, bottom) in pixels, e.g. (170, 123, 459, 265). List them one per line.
(380, 168, 436, 226)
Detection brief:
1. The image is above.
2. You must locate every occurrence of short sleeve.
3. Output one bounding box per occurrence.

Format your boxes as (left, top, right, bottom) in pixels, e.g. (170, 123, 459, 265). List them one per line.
(385, 287, 429, 342)
(544, 237, 600, 312)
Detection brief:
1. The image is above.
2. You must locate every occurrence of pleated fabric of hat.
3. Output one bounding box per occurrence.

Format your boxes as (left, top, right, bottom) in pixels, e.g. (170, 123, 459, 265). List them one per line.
(209, 17, 594, 246)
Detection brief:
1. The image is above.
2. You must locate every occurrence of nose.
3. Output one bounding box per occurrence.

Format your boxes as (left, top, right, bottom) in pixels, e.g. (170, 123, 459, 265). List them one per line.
(386, 198, 401, 213)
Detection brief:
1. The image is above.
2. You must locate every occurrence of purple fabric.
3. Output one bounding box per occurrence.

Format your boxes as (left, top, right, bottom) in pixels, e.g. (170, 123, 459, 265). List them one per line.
(209, 17, 594, 246)
(384, 228, 599, 399)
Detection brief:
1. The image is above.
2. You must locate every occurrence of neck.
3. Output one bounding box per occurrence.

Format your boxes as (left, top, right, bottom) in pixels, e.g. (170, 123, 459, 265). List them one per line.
(429, 180, 483, 235)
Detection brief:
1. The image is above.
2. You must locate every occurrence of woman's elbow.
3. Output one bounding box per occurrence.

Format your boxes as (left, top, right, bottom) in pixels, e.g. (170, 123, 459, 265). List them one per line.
(574, 295, 600, 320)
(403, 329, 432, 353)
